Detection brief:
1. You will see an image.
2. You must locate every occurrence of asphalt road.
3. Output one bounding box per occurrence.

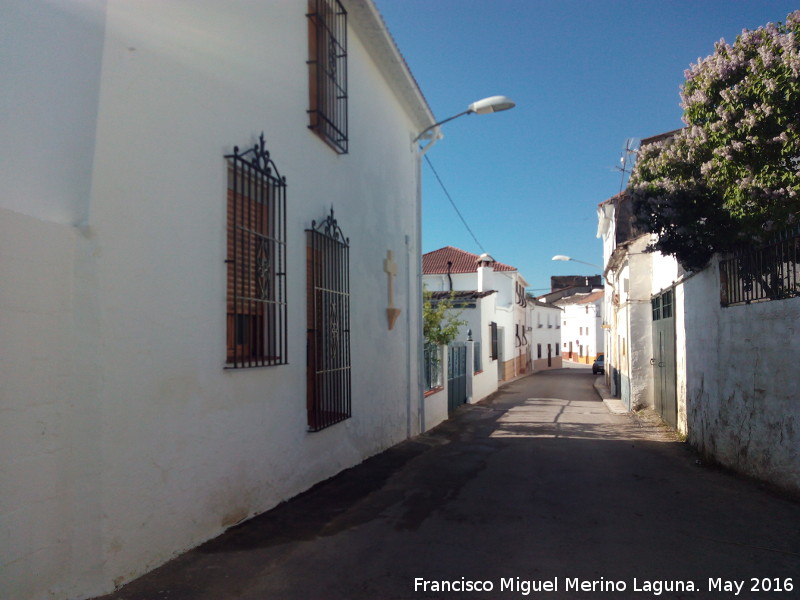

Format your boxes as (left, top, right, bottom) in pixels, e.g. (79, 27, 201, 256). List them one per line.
(95, 368, 800, 600)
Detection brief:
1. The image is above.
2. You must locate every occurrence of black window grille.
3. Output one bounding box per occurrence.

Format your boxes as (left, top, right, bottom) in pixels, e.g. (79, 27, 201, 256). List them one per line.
(490, 322, 498, 360)
(473, 340, 482, 373)
(225, 134, 287, 368)
(720, 226, 800, 306)
(306, 208, 351, 431)
(307, 0, 348, 154)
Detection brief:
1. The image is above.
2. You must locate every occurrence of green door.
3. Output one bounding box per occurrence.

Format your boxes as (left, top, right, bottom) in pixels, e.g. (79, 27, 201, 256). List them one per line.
(651, 290, 677, 429)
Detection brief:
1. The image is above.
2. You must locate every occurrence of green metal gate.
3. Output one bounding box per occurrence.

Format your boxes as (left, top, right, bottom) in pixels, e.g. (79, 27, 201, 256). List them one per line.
(448, 342, 467, 414)
(651, 290, 677, 429)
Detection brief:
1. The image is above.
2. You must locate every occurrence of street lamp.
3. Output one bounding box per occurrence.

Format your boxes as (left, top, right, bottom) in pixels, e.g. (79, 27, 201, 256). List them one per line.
(414, 95, 516, 152)
(551, 255, 602, 269)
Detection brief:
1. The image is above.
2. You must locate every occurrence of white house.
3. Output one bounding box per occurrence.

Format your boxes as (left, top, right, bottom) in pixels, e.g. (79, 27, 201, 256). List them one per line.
(597, 192, 656, 410)
(528, 298, 563, 371)
(0, 1, 435, 598)
(554, 290, 604, 363)
(422, 246, 531, 392)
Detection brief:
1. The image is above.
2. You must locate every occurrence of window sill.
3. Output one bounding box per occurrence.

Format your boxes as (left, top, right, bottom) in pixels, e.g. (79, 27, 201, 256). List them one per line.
(424, 387, 444, 398)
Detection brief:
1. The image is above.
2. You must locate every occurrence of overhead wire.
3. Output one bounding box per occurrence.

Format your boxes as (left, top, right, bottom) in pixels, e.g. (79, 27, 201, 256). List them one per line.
(423, 154, 487, 254)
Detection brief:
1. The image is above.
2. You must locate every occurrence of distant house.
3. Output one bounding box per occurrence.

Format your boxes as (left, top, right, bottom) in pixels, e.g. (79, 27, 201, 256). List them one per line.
(0, 1, 435, 599)
(554, 290, 604, 363)
(528, 297, 563, 370)
(423, 246, 531, 392)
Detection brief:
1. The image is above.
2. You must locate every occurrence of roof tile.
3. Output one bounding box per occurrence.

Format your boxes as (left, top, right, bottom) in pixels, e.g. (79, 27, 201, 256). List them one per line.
(422, 246, 516, 274)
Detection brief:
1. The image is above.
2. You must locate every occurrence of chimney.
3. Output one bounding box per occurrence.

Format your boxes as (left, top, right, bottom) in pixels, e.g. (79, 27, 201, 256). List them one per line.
(476, 253, 495, 292)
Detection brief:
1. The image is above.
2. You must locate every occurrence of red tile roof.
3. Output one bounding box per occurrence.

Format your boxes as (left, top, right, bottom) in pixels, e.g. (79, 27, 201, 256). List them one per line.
(422, 246, 516, 274)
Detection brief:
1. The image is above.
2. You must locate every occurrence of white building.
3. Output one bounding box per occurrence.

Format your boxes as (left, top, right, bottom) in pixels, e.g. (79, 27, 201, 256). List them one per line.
(597, 192, 655, 409)
(555, 290, 604, 363)
(528, 298, 563, 370)
(422, 247, 531, 391)
(0, 1, 435, 598)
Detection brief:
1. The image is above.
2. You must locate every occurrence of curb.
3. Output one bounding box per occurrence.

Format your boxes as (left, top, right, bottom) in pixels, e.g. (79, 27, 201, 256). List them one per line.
(592, 376, 629, 415)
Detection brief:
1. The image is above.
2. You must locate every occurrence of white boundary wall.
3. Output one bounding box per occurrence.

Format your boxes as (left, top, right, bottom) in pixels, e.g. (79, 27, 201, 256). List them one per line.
(682, 263, 800, 495)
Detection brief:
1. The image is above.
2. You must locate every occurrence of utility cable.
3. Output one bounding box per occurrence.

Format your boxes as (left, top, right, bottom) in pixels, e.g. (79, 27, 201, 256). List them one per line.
(424, 154, 486, 254)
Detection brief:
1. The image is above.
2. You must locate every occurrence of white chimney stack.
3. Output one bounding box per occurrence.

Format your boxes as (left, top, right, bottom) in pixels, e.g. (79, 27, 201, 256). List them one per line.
(476, 253, 495, 292)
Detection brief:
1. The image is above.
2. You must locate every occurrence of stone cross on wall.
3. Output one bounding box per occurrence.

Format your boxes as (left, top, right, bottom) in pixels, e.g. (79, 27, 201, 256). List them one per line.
(384, 250, 401, 330)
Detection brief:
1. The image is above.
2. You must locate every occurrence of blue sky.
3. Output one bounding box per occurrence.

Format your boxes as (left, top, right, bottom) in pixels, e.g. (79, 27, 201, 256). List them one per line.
(374, 0, 799, 293)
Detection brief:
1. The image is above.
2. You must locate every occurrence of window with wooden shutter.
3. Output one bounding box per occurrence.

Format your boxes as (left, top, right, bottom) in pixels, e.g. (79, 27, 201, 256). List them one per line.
(307, 0, 348, 154)
(225, 134, 287, 368)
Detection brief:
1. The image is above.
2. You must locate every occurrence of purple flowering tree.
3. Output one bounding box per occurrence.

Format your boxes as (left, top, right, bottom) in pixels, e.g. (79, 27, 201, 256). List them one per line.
(630, 11, 800, 270)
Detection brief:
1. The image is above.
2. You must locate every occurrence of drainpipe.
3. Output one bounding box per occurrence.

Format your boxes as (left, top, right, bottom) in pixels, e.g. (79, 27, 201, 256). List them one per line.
(447, 261, 453, 292)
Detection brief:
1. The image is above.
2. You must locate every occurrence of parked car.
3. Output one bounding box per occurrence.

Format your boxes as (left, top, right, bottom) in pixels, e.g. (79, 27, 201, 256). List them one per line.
(592, 353, 605, 375)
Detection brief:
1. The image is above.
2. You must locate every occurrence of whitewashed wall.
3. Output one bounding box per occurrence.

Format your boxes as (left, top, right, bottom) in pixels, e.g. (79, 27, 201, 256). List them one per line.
(0, 0, 106, 225)
(471, 295, 500, 401)
(682, 263, 800, 495)
(1, 1, 429, 598)
(628, 238, 655, 410)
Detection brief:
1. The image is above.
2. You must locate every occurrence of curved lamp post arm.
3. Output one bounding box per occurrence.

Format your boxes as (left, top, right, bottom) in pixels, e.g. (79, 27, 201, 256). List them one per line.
(551, 255, 603, 269)
(414, 96, 516, 153)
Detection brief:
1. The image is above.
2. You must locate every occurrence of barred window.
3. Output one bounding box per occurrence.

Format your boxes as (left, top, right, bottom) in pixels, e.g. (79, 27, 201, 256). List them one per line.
(307, 0, 348, 154)
(225, 134, 287, 368)
(306, 208, 351, 431)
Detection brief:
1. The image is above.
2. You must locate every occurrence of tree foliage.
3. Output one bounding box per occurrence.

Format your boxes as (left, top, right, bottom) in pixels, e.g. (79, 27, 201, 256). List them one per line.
(422, 290, 466, 347)
(630, 10, 800, 270)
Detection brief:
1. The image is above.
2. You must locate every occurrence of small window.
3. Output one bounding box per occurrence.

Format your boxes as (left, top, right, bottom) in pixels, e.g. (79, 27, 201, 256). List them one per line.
(652, 296, 661, 321)
(537, 343, 542, 359)
(662, 290, 674, 319)
(490, 322, 498, 361)
(307, 0, 348, 154)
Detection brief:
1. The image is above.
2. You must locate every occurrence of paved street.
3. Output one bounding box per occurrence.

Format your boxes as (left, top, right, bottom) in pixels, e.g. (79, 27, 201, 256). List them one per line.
(95, 368, 800, 600)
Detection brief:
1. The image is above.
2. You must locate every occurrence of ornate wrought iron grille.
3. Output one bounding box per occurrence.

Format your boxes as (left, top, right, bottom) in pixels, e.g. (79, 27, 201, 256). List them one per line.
(225, 134, 287, 368)
(306, 208, 351, 431)
(307, 0, 348, 154)
(720, 226, 800, 306)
